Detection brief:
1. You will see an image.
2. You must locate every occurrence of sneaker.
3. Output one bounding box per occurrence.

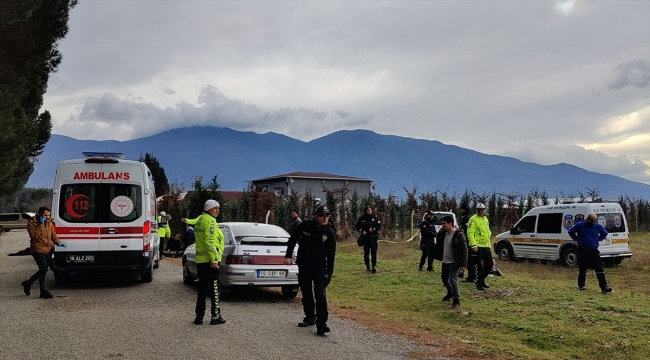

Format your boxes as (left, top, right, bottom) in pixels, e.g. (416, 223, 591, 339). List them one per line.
(210, 316, 226, 325)
(482, 283, 490, 288)
(371, 268, 376, 274)
(298, 317, 316, 327)
(463, 278, 475, 283)
(39, 290, 54, 299)
(366, 268, 372, 272)
(602, 287, 613, 294)
(418, 267, 422, 271)
(450, 301, 460, 309)
(578, 286, 585, 291)
(458, 270, 465, 278)
(494, 269, 503, 276)
(441, 294, 452, 302)
(426, 268, 433, 272)
(476, 286, 486, 291)
(21, 281, 31, 296)
(193, 318, 203, 325)
(316, 325, 331, 335)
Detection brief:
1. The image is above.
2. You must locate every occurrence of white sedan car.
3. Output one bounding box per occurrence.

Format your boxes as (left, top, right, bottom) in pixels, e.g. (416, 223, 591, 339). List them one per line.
(182, 222, 300, 298)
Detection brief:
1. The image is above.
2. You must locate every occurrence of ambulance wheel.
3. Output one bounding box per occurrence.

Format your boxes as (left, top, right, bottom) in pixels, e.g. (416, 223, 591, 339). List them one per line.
(141, 267, 153, 283)
(497, 243, 514, 261)
(562, 248, 579, 268)
(54, 272, 71, 285)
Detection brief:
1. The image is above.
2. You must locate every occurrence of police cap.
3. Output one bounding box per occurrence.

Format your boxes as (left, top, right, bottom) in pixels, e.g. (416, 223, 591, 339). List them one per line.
(314, 206, 331, 216)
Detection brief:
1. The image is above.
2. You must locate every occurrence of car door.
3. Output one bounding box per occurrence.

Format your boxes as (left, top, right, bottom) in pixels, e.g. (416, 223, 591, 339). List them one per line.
(510, 215, 539, 259)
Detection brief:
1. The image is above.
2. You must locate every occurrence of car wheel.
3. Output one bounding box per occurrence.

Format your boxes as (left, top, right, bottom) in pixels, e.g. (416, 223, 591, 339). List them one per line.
(281, 285, 298, 298)
(562, 248, 579, 268)
(497, 243, 514, 261)
(183, 259, 196, 284)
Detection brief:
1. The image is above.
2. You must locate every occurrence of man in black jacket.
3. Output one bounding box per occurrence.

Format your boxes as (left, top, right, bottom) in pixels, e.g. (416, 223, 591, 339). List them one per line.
(459, 203, 476, 283)
(289, 209, 302, 235)
(434, 215, 468, 309)
(419, 210, 437, 271)
(355, 206, 382, 273)
(284, 206, 337, 336)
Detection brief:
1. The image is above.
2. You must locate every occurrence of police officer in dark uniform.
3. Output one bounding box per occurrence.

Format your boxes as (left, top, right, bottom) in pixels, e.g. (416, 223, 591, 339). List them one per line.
(284, 206, 337, 336)
(460, 203, 477, 282)
(419, 210, 437, 271)
(355, 205, 381, 273)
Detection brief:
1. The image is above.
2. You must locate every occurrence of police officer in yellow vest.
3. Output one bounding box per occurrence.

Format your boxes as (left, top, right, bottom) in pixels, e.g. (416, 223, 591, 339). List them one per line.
(157, 211, 171, 259)
(182, 200, 226, 325)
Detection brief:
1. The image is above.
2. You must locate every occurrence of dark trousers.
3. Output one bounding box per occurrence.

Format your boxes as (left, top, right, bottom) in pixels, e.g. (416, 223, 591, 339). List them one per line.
(441, 263, 460, 301)
(578, 248, 609, 290)
(160, 237, 169, 257)
(27, 253, 52, 291)
(419, 244, 435, 270)
(363, 237, 378, 269)
(298, 265, 328, 327)
(195, 263, 221, 318)
(465, 251, 477, 281)
(476, 247, 493, 287)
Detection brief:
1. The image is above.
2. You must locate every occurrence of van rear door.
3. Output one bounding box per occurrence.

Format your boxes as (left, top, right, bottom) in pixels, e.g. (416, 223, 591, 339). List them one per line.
(597, 212, 631, 258)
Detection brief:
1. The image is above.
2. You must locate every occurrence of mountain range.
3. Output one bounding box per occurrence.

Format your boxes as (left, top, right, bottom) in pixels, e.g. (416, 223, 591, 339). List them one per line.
(27, 126, 650, 200)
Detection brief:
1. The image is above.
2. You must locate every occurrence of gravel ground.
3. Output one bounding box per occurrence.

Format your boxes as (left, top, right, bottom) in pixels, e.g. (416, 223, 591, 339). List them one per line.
(0, 230, 442, 360)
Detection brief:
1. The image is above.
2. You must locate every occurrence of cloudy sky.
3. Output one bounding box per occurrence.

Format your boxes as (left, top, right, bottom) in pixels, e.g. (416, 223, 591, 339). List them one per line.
(43, 1, 650, 184)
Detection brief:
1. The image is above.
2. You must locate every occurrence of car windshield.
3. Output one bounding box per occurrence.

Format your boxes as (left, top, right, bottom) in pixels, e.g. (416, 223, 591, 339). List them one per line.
(231, 225, 290, 245)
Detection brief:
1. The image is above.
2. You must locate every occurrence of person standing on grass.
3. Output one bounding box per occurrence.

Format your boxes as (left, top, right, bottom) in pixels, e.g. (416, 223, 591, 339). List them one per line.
(284, 206, 337, 336)
(467, 203, 493, 291)
(434, 216, 467, 309)
(355, 205, 381, 273)
(568, 213, 612, 294)
(419, 210, 437, 271)
(460, 203, 477, 283)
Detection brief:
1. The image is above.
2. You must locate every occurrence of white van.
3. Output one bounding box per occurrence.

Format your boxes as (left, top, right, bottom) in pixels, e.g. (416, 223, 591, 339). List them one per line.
(493, 203, 632, 267)
(51, 152, 160, 283)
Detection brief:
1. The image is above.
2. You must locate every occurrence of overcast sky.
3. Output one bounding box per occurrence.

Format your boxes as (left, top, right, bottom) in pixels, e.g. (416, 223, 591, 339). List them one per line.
(43, 1, 650, 184)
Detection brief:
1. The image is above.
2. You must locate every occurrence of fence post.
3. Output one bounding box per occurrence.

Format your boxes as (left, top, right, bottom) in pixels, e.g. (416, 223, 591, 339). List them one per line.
(410, 209, 415, 239)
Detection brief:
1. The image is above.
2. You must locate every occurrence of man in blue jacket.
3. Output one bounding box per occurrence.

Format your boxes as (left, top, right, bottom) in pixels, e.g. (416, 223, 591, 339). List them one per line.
(568, 213, 612, 294)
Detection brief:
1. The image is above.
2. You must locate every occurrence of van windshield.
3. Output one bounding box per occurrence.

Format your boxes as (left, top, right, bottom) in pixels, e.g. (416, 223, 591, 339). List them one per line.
(59, 184, 142, 223)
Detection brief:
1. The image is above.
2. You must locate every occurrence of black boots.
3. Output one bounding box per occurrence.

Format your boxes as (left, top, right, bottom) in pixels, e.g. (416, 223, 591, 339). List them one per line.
(21, 281, 31, 296)
(316, 324, 331, 335)
(210, 316, 226, 325)
(298, 317, 316, 327)
(450, 299, 460, 309)
(39, 290, 53, 299)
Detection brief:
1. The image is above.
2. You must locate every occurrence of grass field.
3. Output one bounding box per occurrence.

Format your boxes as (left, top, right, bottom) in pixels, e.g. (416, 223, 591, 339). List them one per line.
(326, 232, 650, 359)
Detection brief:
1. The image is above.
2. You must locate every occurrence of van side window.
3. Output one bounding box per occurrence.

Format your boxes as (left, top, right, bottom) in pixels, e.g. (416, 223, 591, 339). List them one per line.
(516, 216, 536, 233)
(606, 213, 626, 233)
(0, 214, 20, 222)
(21, 213, 32, 220)
(537, 213, 563, 233)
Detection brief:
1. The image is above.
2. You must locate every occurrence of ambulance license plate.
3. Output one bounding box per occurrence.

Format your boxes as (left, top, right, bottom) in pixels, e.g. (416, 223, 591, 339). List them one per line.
(67, 255, 95, 263)
(256, 270, 286, 278)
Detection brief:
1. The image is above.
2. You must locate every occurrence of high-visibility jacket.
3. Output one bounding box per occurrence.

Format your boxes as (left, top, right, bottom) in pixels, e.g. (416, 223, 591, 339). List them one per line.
(467, 214, 491, 248)
(185, 213, 224, 264)
(157, 215, 171, 238)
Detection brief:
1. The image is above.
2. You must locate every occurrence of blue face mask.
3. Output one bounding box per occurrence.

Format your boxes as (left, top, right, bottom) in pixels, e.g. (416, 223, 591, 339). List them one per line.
(40, 216, 46, 224)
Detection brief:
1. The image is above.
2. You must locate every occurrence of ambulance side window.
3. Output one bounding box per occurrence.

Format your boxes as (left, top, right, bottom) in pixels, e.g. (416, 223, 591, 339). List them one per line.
(516, 216, 536, 233)
(60, 185, 97, 222)
(605, 213, 625, 233)
(537, 213, 563, 234)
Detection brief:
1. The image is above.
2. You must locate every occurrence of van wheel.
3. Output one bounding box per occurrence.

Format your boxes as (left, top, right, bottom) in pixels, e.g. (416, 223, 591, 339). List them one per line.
(183, 260, 196, 284)
(562, 248, 579, 267)
(54, 272, 71, 285)
(281, 285, 298, 298)
(497, 243, 514, 261)
(141, 267, 153, 283)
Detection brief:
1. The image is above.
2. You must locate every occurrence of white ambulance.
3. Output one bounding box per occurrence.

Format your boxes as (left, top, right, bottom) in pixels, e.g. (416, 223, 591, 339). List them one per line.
(493, 203, 632, 267)
(51, 152, 160, 283)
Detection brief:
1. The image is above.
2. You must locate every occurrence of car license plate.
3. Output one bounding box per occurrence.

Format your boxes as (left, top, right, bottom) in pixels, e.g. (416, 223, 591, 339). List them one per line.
(256, 270, 287, 278)
(67, 255, 95, 263)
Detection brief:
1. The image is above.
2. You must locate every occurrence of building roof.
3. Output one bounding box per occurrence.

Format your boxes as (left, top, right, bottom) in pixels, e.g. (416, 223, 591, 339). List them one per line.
(252, 171, 373, 182)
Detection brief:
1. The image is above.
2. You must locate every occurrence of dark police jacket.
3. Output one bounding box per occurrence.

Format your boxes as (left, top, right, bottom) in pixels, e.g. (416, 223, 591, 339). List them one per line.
(433, 230, 468, 268)
(285, 219, 336, 277)
(355, 214, 381, 241)
(420, 218, 437, 247)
